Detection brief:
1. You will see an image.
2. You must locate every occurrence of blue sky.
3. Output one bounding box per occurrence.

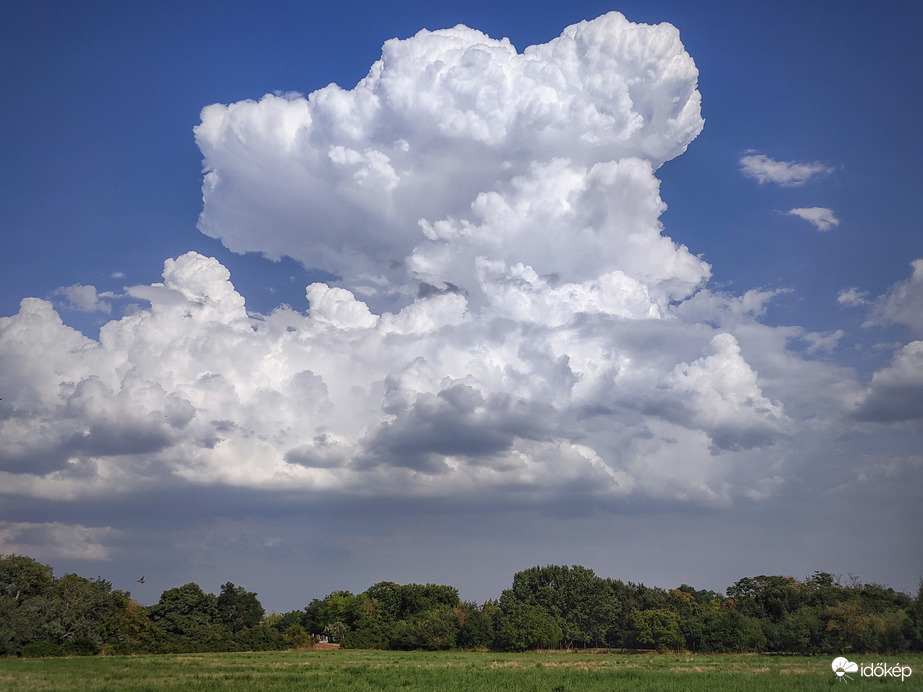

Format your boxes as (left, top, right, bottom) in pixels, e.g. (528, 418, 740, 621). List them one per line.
(1, 0, 921, 613)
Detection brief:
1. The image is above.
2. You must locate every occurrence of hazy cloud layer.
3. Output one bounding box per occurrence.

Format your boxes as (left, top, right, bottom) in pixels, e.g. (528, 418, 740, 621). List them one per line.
(0, 13, 920, 580)
(0, 521, 116, 561)
(740, 153, 833, 186)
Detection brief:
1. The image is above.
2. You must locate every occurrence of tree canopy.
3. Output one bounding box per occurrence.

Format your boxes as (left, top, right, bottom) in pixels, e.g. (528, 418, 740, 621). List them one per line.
(1, 554, 921, 657)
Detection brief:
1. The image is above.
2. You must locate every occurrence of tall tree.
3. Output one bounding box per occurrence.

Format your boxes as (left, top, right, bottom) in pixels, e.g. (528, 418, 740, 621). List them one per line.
(148, 582, 226, 651)
(0, 554, 54, 603)
(39, 574, 126, 655)
(216, 582, 264, 632)
(496, 600, 563, 651)
(504, 565, 618, 647)
(630, 608, 684, 652)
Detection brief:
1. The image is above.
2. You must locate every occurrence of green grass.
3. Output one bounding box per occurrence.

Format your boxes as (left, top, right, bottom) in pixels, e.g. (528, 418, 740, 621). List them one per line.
(2, 650, 922, 691)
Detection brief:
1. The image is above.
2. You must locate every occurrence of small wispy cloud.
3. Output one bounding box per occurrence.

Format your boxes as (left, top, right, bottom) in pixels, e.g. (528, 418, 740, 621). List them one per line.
(837, 287, 869, 307)
(800, 329, 845, 353)
(786, 207, 839, 231)
(740, 153, 833, 186)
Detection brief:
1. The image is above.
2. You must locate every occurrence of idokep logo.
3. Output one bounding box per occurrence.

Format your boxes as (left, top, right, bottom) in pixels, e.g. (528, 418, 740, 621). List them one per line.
(832, 656, 913, 683)
(832, 657, 858, 682)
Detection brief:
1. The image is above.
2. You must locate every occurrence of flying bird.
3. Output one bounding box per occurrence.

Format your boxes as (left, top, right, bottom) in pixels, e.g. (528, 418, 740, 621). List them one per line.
(137, 577, 145, 584)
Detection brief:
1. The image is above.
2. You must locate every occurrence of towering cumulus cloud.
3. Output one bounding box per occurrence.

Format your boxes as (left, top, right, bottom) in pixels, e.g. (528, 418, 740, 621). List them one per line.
(195, 12, 707, 309)
(2, 13, 798, 512)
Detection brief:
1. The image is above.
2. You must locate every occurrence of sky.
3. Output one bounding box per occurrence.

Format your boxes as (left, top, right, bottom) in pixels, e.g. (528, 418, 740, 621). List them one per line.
(1, 0, 921, 614)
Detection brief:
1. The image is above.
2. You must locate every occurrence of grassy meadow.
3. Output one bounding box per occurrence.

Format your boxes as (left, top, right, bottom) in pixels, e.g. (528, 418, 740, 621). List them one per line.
(2, 649, 922, 691)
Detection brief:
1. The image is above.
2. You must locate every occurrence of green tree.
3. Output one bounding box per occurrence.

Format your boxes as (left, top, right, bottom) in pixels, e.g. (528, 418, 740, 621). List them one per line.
(364, 581, 404, 622)
(304, 590, 369, 633)
(3, 570, 138, 657)
(281, 622, 312, 649)
(701, 608, 766, 653)
(305, 589, 392, 648)
(630, 608, 683, 652)
(100, 596, 160, 654)
(496, 599, 563, 651)
(323, 621, 348, 643)
(906, 580, 923, 651)
(726, 574, 809, 650)
(216, 582, 264, 632)
(456, 601, 495, 649)
(340, 618, 391, 649)
(726, 575, 805, 624)
(0, 554, 54, 603)
(868, 610, 909, 653)
(601, 578, 635, 647)
(667, 586, 722, 651)
(41, 574, 127, 654)
(148, 582, 227, 652)
(504, 565, 618, 647)
(364, 581, 460, 623)
(777, 605, 828, 654)
(390, 606, 459, 650)
(826, 600, 873, 653)
(0, 554, 57, 655)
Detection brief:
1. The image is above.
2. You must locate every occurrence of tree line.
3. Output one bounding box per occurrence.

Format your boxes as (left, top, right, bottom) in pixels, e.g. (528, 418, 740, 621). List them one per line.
(2, 554, 921, 657)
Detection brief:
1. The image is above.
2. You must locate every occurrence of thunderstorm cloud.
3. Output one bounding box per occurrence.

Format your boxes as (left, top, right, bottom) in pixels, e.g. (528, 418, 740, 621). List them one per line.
(0, 13, 920, 574)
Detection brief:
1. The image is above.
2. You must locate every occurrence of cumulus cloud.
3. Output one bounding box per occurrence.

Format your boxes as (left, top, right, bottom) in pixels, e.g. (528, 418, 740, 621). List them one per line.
(864, 259, 923, 336)
(0, 247, 798, 509)
(195, 12, 706, 309)
(662, 333, 788, 451)
(52, 284, 112, 313)
(740, 153, 833, 186)
(852, 341, 923, 422)
(786, 207, 839, 231)
(0, 12, 865, 519)
(837, 261, 923, 421)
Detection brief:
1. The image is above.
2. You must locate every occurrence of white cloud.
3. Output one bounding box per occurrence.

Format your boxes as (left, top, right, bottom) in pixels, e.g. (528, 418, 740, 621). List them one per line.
(799, 329, 845, 353)
(864, 259, 923, 336)
(0, 254, 786, 508)
(0, 12, 899, 523)
(306, 283, 380, 329)
(52, 284, 112, 313)
(837, 287, 869, 307)
(740, 153, 833, 186)
(662, 333, 789, 451)
(786, 207, 839, 231)
(194, 12, 705, 310)
(852, 341, 923, 422)
(838, 261, 923, 421)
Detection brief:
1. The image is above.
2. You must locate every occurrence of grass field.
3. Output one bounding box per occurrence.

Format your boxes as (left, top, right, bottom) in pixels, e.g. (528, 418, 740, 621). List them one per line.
(1, 649, 921, 691)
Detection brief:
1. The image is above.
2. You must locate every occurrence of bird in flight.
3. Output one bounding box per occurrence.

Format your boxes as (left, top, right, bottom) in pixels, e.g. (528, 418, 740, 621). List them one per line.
(137, 577, 145, 584)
